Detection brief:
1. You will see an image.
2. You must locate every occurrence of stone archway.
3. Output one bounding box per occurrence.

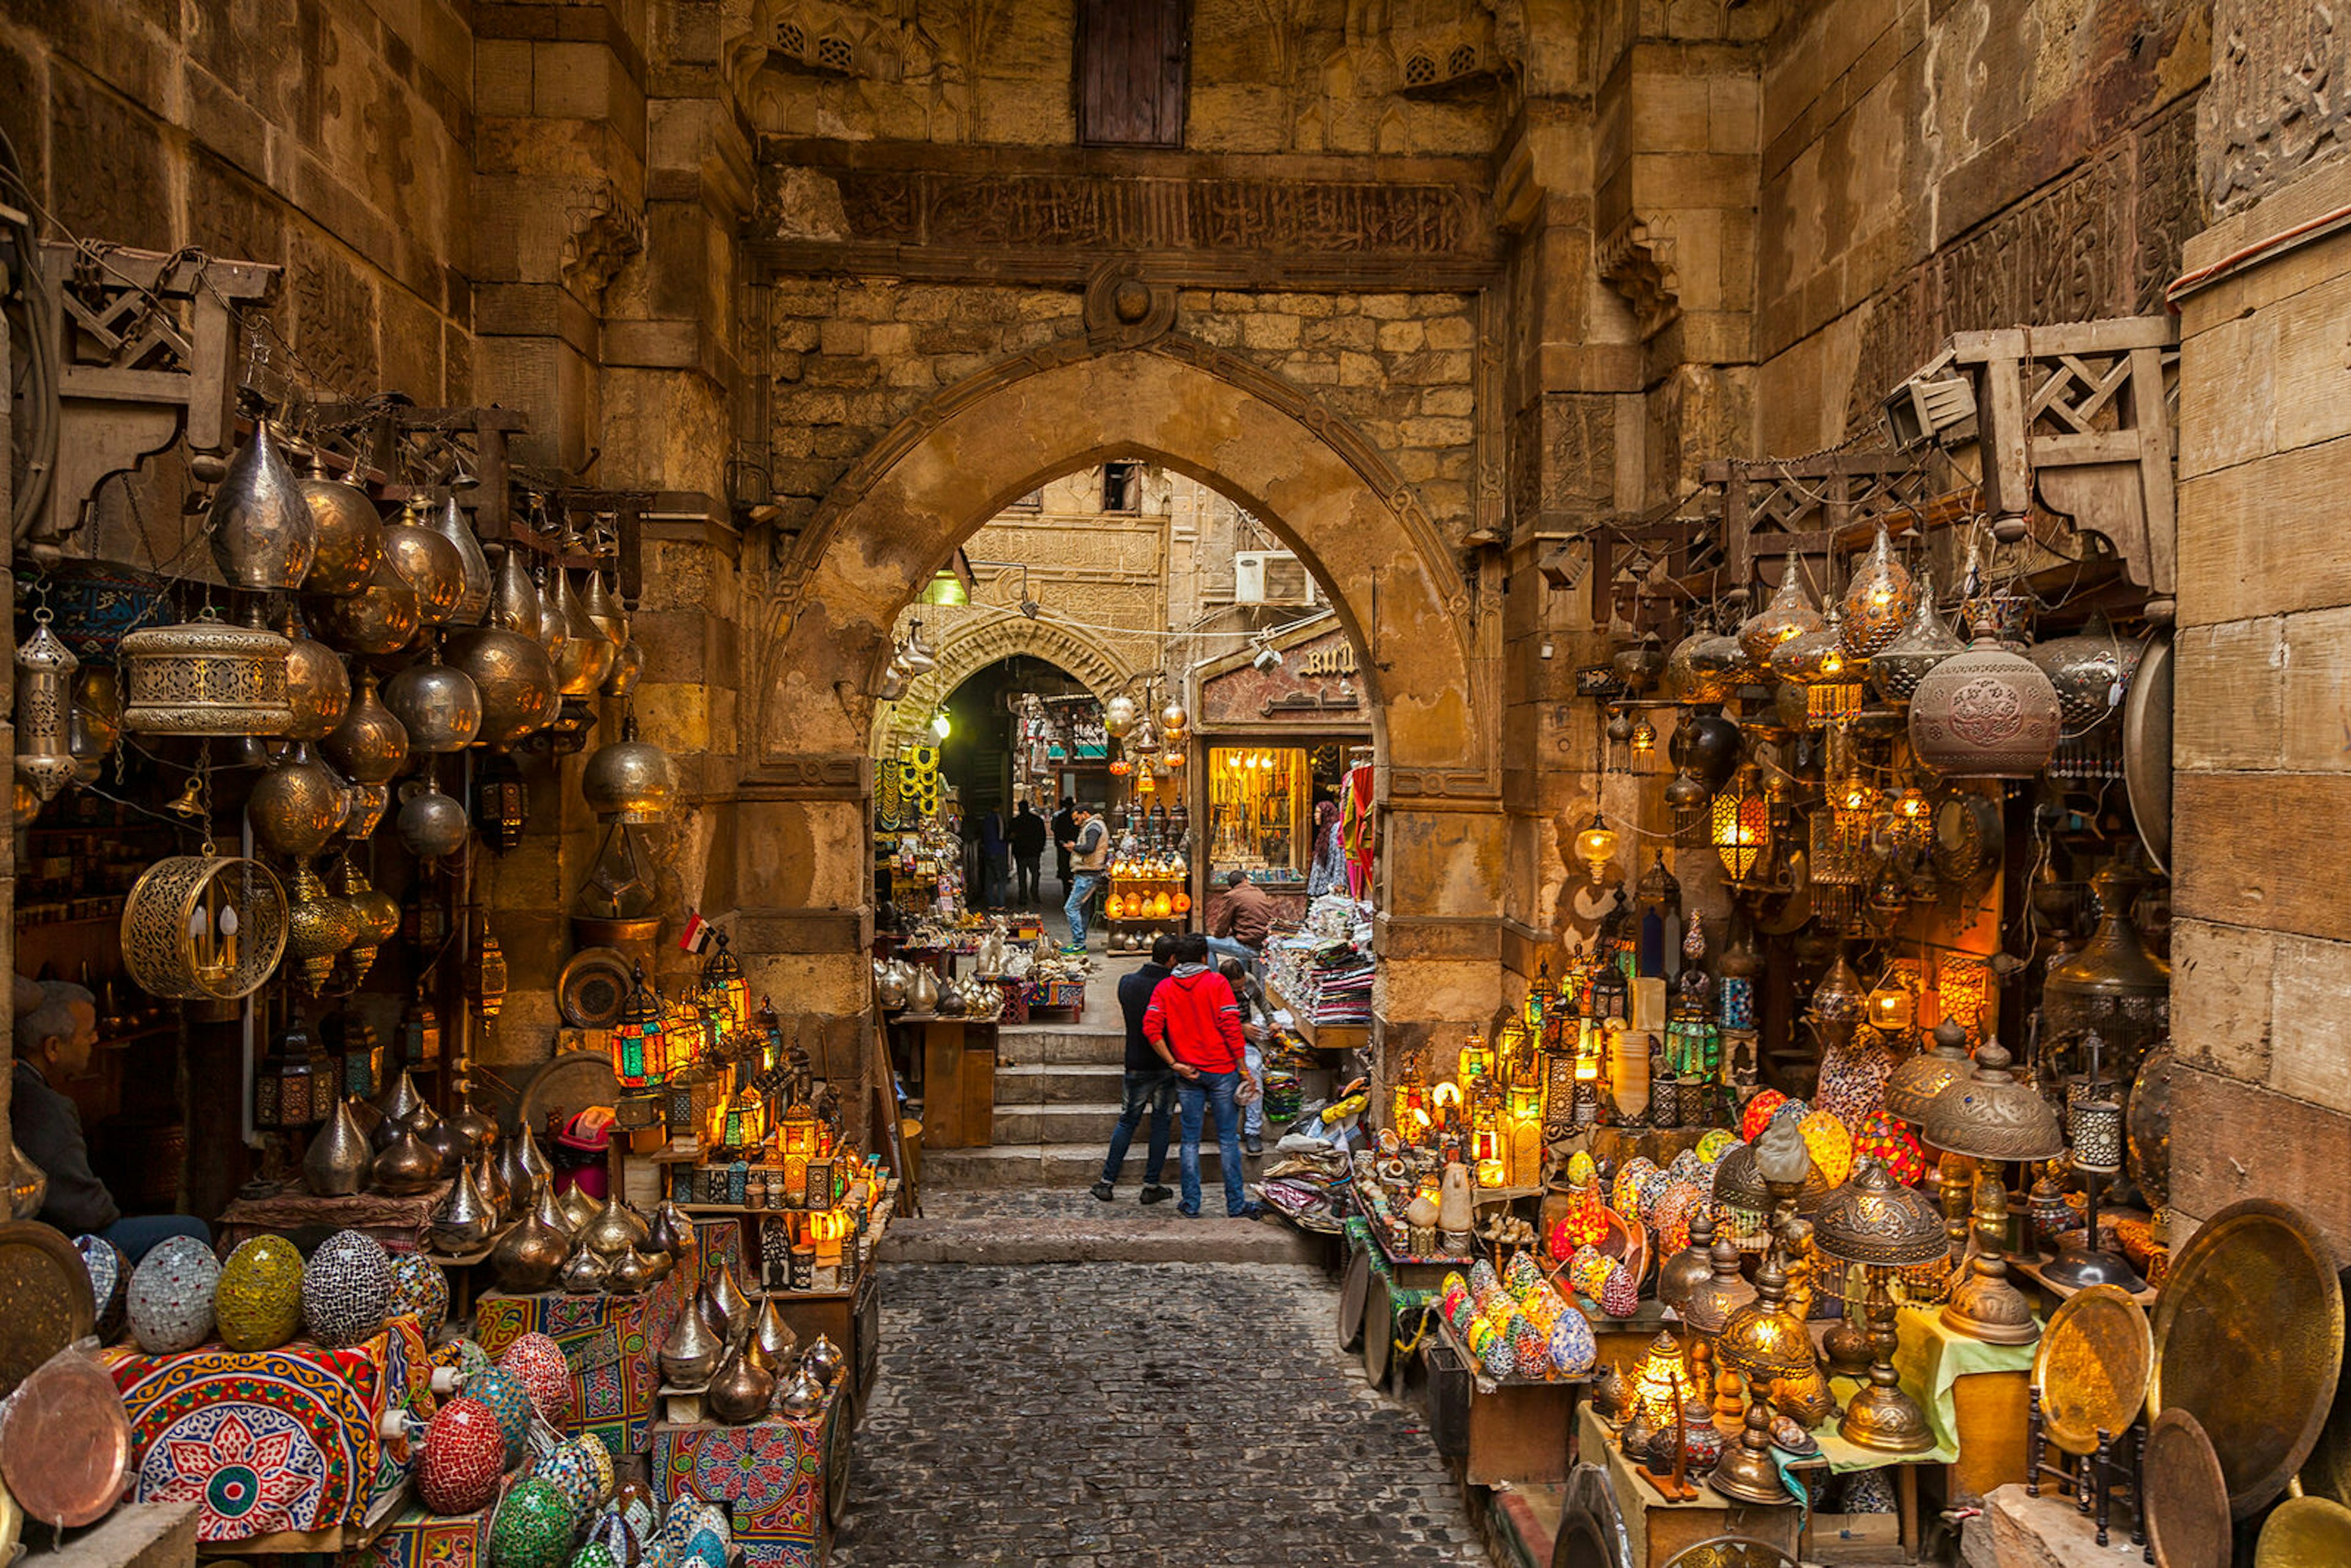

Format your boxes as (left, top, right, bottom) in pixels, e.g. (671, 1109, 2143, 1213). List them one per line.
(871, 612, 1136, 759)
(740, 336, 1504, 1070)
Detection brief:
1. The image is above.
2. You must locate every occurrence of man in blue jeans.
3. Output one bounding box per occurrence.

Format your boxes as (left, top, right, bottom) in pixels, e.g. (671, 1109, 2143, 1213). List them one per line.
(1060, 803, 1108, 950)
(1090, 934, 1177, 1204)
(1142, 933, 1263, 1220)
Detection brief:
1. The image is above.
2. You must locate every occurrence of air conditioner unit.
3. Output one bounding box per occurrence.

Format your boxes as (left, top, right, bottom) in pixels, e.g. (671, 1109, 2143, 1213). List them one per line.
(1234, 550, 1313, 606)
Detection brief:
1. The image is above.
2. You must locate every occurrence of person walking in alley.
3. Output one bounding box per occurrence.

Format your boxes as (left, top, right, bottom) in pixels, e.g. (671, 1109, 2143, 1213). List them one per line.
(1010, 799, 1048, 907)
(977, 803, 1010, 910)
(1061, 803, 1109, 951)
(1092, 934, 1179, 1204)
(1144, 933, 1263, 1220)
(1051, 797, 1077, 894)
(1207, 869, 1275, 975)
(1219, 956, 1271, 1155)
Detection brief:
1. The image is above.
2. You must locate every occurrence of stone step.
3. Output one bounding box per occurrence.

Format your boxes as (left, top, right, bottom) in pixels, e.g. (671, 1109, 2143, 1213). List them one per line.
(991, 1061, 1128, 1106)
(921, 1143, 1261, 1190)
(878, 1214, 1320, 1266)
(998, 1027, 1128, 1065)
(991, 1103, 1125, 1144)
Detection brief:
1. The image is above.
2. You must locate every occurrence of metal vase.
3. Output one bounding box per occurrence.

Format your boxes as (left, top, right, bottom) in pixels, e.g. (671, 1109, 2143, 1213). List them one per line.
(658, 1295, 721, 1387)
(424, 494, 492, 626)
(429, 1163, 496, 1252)
(302, 1097, 372, 1196)
(491, 1201, 568, 1292)
(705, 1346, 774, 1425)
(209, 417, 317, 591)
(560, 1242, 609, 1294)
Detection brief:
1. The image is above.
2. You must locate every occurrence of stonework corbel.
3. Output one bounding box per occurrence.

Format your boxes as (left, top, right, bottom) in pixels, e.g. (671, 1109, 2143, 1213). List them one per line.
(1597, 212, 1682, 340)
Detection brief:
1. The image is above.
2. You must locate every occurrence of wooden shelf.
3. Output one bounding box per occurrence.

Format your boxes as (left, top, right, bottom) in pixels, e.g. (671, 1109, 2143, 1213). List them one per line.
(15, 909, 130, 929)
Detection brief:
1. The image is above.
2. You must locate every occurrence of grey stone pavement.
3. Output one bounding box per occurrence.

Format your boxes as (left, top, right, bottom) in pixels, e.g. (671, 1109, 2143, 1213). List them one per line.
(830, 1261, 1491, 1567)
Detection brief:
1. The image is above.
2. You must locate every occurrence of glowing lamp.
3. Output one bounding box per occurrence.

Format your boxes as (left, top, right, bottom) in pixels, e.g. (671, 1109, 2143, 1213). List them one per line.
(1628, 1329, 1692, 1434)
(1799, 1108, 1855, 1187)
(1575, 813, 1621, 883)
(754, 994, 782, 1071)
(720, 1089, 765, 1149)
(808, 1207, 852, 1264)
(1631, 718, 1656, 755)
(929, 707, 951, 739)
(700, 929, 751, 1033)
(779, 1095, 820, 1158)
(610, 962, 666, 1087)
(1459, 1031, 1494, 1084)
(1709, 766, 1769, 882)
(1867, 973, 1915, 1033)
(920, 568, 967, 606)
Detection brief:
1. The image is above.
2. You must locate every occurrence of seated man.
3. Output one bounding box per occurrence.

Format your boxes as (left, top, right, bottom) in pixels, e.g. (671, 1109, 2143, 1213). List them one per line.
(1207, 869, 1275, 977)
(13, 978, 210, 1261)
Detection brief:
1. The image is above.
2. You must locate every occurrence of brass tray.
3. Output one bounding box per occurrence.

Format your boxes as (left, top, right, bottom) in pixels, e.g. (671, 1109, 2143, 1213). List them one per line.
(557, 945, 633, 1029)
(0, 1347, 129, 1528)
(2143, 1408, 2230, 1568)
(516, 1048, 621, 1136)
(2303, 1261, 2351, 1507)
(0, 1221, 94, 1399)
(2123, 631, 2172, 874)
(2034, 1283, 2151, 1457)
(2257, 1497, 2351, 1568)
(2150, 1198, 2344, 1518)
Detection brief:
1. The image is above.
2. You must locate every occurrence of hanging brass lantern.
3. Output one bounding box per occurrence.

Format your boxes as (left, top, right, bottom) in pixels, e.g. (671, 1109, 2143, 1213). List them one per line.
(476, 752, 528, 852)
(1666, 622, 1745, 705)
(14, 612, 80, 805)
(285, 862, 362, 995)
(1736, 553, 1823, 668)
(396, 771, 472, 864)
(552, 571, 614, 698)
(337, 856, 400, 985)
(383, 645, 483, 754)
(2028, 609, 2140, 728)
(1103, 694, 1137, 738)
(1839, 525, 1918, 658)
(68, 665, 122, 786)
(1908, 636, 2063, 778)
(422, 494, 492, 627)
(324, 670, 409, 783)
(381, 501, 467, 626)
(280, 614, 351, 743)
(119, 613, 294, 736)
(581, 571, 627, 646)
(1869, 568, 1965, 703)
(119, 854, 288, 1000)
(602, 640, 645, 700)
(307, 555, 422, 657)
(248, 744, 350, 861)
(209, 416, 317, 592)
(534, 565, 570, 662)
(448, 548, 559, 751)
(1771, 606, 1865, 725)
(582, 717, 677, 823)
(1709, 763, 1769, 882)
(294, 453, 383, 597)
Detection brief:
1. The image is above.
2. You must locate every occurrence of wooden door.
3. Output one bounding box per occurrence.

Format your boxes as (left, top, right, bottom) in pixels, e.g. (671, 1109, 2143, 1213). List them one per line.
(1076, 0, 1188, 148)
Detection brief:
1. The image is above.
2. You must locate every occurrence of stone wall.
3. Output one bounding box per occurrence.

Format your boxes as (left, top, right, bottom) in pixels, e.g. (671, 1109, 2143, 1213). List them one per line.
(2167, 0, 2351, 1262)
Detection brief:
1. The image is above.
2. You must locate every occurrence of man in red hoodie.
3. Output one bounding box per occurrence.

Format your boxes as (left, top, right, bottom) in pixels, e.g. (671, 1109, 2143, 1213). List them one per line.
(1142, 932, 1264, 1220)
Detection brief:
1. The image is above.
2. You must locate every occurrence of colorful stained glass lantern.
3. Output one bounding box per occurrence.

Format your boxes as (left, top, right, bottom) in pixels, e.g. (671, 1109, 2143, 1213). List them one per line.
(611, 962, 666, 1087)
(779, 1095, 820, 1158)
(700, 929, 750, 1033)
(1710, 764, 1770, 882)
(754, 994, 782, 1070)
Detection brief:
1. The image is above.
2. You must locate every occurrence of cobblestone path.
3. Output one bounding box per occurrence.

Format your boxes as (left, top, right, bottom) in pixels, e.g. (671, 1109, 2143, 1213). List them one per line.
(831, 1261, 1490, 1566)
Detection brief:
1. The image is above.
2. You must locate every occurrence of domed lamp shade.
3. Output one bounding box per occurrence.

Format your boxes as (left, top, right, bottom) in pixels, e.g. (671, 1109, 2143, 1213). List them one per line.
(1839, 525, 1919, 658)
(1711, 1252, 1821, 1470)
(1736, 553, 1824, 669)
(1921, 1038, 2065, 1346)
(1869, 567, 1966, 702)
(1884, 1018, 1974, 1126)
(1575, 813, 1620, 883)
(1907, 637, 2063, 778)
(1812, 1159, 1947, 1452)
(1771, 606, 1866, 724)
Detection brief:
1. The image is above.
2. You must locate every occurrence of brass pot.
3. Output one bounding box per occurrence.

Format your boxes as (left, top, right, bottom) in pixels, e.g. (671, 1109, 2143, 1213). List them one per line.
(446, 1101, 499, 1159)
(323, 672, 409, 784)
(447, 625, 558, 751)
(302, 1097, 372, 1196)
(658, 1295, 721, 1386)
(307, 557, 421, 657)
(119, 615, 294, 736)
(372, 1119, 441, 1195)
(383, 651, 482, 754)
(560, 1243, 609, 1294)
(382, 503, 466, 626)
(705, 1348, 774, 1425)
(209, 418, 317, 591)
(775, 1367, 822, 1419)
(423, 495, 492, 627)
(581, 1194, 642, 1259)
(428, 1163, 496, 1251)
(490, 1202, 568, 1292)
(296, 456, 384, 597)
(249, 746, 348, 860)
(581, 717, 676, 823)
(802, 1334, 845, 1390)
(282, 622, 351, 743)
(552, 572, 613, 697)
(395, 775, 470, 861)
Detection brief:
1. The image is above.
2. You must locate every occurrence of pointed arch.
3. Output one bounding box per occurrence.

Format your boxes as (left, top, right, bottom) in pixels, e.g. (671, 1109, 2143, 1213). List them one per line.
(871, 612, 1135, 759)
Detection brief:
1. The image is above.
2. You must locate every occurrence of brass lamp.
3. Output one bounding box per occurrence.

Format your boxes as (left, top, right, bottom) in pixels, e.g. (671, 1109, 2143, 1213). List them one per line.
(1679, 1221, 1759, 1438)
(1711, 1253, 1809, 1506)
(1922, 1037, 2064, 1345)
(1812, 1160, 1947, 1454)
(1710, 764, 1770, 882)
(1620, 1330, 1690, 1458)
(1884, 1018, 1974, 1126)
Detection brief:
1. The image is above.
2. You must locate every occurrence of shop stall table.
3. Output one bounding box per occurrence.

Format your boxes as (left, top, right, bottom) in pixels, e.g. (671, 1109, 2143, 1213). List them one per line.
(886, 1013, 997, 1148)
(1357, 1218, 1475, 1395)
(650, 1381, 849, 1568)
(217, 1188, 443, 1253)
(1427, 1317, 1586, 1486)
(1573, 1401, 1805, 1567)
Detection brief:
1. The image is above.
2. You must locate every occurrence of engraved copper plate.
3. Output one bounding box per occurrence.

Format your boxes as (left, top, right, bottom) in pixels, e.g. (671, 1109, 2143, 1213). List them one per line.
(2256, 1497, 2351, 1568)
(0, 1348, 129, 1528)
(2302, 1262, 2351, 1507)
(2150, 1199, 2345, 1518)
(0, 1221, 94, 1398)
(557, 946, 632, 1029)
(2143, 1409, 2230, 1568)
(517, 1049, 620, 1135)
(2033, 1283, 2152, 1457)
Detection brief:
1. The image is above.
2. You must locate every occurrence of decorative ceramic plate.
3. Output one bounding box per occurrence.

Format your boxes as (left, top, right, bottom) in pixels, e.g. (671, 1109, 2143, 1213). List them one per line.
(558, 947, 634, 1029)
(0, 1221, 96, 1397)
(2033, 1283, 2152, 1457)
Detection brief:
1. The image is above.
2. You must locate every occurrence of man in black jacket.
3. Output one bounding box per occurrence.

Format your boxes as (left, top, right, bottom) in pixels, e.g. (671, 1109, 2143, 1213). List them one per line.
(1092, 934, 1177, 1204)
(1008, 799, 1048, 907)
(1050, 797, 1076, 893)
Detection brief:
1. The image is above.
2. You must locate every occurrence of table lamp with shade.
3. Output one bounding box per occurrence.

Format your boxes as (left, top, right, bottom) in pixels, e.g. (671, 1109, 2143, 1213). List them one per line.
(1812, 1159, 1949, 1454)
(2039, 1030, 2146, 1292)
(1922, 1037, 2066, 1345)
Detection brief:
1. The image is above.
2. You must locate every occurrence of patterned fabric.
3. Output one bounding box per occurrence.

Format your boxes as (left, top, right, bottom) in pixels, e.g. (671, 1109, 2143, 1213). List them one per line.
(105, 1334, 393, 1544)
(648, 1396, 833, 1568)
(361, 1500, 496, 1568)
(474, 1221, 741, 1457)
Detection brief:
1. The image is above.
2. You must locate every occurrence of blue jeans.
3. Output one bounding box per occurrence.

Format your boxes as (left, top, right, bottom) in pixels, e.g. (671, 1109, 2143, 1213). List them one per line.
(1205, 936, 1262, 980)
(99, 1214, 212, 1264)
(1242, 1041, 1265, 1137)
(1176, 1070, 1249, 1216)
(981, 851, 1009, 908)
(1065, 872, 1104, 946)
(1100, 1070, 1177, 1186)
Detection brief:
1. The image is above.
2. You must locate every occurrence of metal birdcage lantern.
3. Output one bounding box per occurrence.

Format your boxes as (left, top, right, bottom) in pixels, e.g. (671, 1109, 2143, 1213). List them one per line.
(120, 853, 289, 1000)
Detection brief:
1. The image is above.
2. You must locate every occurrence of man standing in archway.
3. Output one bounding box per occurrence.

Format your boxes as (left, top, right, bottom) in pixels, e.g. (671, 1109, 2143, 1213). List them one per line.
(1051, 796, 1077, 894)
(1010, 798, 1048, 907)
(1061, 803, 1109, 951)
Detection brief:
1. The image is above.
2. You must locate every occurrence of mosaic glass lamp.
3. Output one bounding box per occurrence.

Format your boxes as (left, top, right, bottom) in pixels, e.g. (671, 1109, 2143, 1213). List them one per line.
(610, 962, 665, 1087)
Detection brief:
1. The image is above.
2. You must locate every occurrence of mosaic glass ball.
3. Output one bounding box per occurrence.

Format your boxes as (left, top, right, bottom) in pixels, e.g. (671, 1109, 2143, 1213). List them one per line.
(533, 1441, 600, 1517)
(1611, 1157, 1659, 1221)
(1739, 1090, 1788, 1143)
(301, 1229, 392, 1348)
(1599, 1258, 1640, 1318)
(1568, 1244, 1611, 1300)
(1502, 1250, 1547, 1300)
(216, 1235, 306, 1351)
(490, 1477, 578, 1568)
(500, 1332, 575, 1424)
(433, 1335, 495, 1378)
(1696, 1128, 1739, 1165)
(1799, 1108, 1856, 1188)
(388, 1252, 451, 1335)
(467, 1367, 536, 1466)
(1667, 1147, 1707, 1182)
(1854, 1111, 1928, 1186)
(417, 1396, 507, 1515)
(126, 1235, 220, 1354)
(566, 1436, 613, 1505)
(1565, 1150, 1597, 1188)
(1547, 1306, 1597, 1376)
(568, 1547, 615, 1568)
(638, 1542, 678, 1568)
(1651, 1177, 1710, 1261)
(77, 1234, 127, 1343)
(613, 1480, 657, 1541)
(1467, 1257, 1501, 1297)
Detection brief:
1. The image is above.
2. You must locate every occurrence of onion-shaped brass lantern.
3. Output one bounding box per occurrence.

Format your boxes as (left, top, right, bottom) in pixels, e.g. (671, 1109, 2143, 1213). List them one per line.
(602, 640, 645, 699)
(307, 556, 422, 657)
(1839, 525, 1918, 658)
(1736, 553, 1823, 668)
(323, 672, 408, 784)
(381, 501, 466, 626)
(1667, 624, 1745, 705)
(2041, 862, 2169, 1079)
(1103, 694, 1137, 738)
(582, 717, 676, 823)
(281, 616, 350, 743)
(120, 614, 294, 736)
(1771, 607, 1865, 724)
(552, 572, 613, 697)
(423, 495, 492, 627)
(396, 773, 471, 864)
(1714, 1252, 1820, 1418)
(1908, 636, 2063, 778)
(383, 647, 482, 754)
(248, 745, 351, 861)
(449, 550, 560, 751)
(209, 417, 316, 592)
(2028, 609, 2140, 728)
(295, 454, 383, 597)
(581, 571, 626, 645)
(285, 862, 361, 995)
(120, 854, 288, 1000)
(337, 856, 400, 985)
(1869, 568, 1965, 702)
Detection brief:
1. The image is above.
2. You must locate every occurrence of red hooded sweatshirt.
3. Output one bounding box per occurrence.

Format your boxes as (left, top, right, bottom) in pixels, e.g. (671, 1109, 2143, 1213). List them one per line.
(1142, 964, 1247, 1073)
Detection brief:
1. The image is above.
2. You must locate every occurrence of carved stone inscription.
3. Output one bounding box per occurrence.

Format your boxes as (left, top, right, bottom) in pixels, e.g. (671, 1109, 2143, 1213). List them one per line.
(2203, 0, 2351, 212)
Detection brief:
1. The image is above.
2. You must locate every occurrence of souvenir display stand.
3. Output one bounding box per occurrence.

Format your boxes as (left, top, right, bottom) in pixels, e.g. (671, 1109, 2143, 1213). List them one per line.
(649, 1381, 847, 1568)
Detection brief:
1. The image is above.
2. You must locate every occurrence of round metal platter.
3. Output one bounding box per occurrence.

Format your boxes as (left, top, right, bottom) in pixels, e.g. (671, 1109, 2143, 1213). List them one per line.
(1554, 1463, 1630, 1568)
(2123, 631, 2173, 874)
(516, 1049, 621, 1136)
(556, 946, 633, 1029)
(1338, 1246, 1369, 1352)
(2032, 1283, 2153, 1457)
(0, 1221, 94, 1399)
(1365, 1273, 1395, 1389)
(2257, 1497, 2351, 1568)
(2150, 1199, 2345, 1518)
(0, 1348, 129, 1529)
(2143, 1408, 2232, 1568)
